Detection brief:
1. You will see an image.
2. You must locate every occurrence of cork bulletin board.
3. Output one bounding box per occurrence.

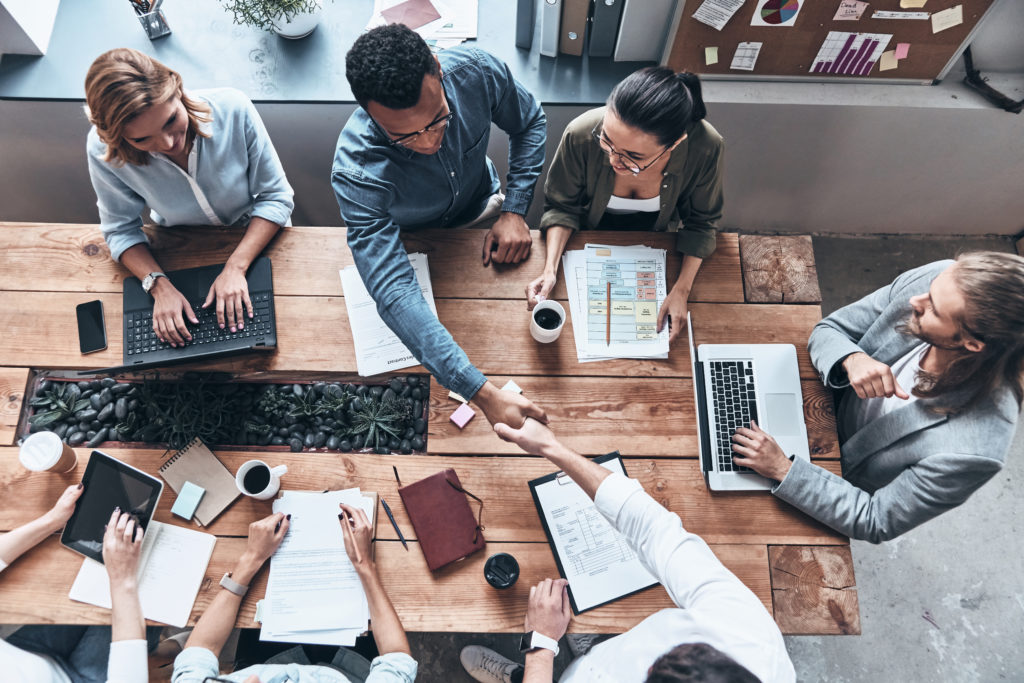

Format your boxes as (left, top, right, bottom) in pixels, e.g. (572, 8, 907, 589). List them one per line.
(664, 0, 1000, 83)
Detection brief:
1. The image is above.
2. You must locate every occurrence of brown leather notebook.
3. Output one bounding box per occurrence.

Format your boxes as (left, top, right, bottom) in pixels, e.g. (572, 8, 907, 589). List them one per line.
(398, 468, 486, 572)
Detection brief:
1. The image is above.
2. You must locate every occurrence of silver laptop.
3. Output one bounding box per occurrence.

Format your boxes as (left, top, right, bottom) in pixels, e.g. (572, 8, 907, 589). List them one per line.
(687, 313, 810, 491)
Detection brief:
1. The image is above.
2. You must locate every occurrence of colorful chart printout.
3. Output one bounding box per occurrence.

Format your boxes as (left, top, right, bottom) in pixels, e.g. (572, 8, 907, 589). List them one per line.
(810, 31, 893, 76)
(752, 0, 802, 27)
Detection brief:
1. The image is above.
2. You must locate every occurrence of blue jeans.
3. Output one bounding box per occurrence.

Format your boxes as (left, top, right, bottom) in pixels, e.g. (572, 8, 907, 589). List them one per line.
(6, 625, 161, 683)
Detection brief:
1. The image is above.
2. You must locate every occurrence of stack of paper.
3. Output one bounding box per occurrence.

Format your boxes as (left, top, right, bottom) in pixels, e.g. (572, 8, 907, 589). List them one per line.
(340, 253, 437, 377)
(366, 0, 478, 49)
(562, 244, 670, 362)
(69, 521, 216, 628)
(258, 489, 377, 646)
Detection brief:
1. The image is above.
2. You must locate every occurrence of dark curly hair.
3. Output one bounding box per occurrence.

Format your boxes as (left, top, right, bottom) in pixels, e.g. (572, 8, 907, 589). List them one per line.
(345, 23, 440, 110)
(646, 643, 760, 683)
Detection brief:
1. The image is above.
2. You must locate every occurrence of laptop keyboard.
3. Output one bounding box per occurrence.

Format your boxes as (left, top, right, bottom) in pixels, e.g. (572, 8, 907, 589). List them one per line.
(125, 291, 274, 357)
(709, 360, 759, 473)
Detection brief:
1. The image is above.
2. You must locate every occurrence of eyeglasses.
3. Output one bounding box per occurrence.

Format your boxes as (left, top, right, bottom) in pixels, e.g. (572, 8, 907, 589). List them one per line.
(386, 97, 455, 148)
(592, 126, 670, 175)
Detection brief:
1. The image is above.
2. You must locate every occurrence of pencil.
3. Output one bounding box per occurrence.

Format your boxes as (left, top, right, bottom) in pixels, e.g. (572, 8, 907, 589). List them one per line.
(380, 496, 409, 550)
(605, 281, 611, 346)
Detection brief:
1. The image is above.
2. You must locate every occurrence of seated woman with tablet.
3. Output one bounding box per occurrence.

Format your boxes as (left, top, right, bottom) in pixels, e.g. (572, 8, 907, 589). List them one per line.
(0, 487, 154, 683)
(84, 48, 294, 349)
(526, 68, 723, 344)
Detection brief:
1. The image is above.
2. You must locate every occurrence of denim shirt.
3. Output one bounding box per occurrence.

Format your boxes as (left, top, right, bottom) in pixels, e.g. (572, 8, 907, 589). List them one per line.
(87, 87, 294, 262)
(331, 47, 546, 398)
(171, 647, 417, 683)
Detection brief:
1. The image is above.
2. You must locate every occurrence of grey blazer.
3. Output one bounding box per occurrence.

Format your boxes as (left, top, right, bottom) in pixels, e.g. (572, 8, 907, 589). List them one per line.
(772, 261, 1019, 543)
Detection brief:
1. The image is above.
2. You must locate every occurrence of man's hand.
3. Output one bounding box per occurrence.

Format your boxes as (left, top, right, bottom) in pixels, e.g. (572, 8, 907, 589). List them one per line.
(473, 382, 548, 429)
(842, 352, 910, 400)
(203, 262, 252, 333)
(524, 578, 571, 642)
(43, 483, 83, 531)
(656, 286, 689, 345)
(241, 512, 289, 569)
(102, 509, 143, 589)
(483, 213, 532, 266)
(151, 277, 198, 347)
(493, 418, 559, 458)
(525, 270, 557, 310)
(338, 503, 376, 576)
(731, 421, 792, 482)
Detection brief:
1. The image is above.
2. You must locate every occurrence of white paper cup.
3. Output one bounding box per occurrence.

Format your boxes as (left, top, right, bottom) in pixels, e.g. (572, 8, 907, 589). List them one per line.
(235, 459, 288, 500)
(530, 300, 566, 343)
(20, 431, 78, 473)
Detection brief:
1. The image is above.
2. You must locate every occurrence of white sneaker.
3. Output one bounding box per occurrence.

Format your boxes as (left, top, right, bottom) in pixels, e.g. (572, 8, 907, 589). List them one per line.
(460, 645, 523, 683)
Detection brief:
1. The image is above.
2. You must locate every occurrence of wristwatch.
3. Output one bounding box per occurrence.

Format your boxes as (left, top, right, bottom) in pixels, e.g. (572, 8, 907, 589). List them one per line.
(141, 271, 166, 293)
(519, 631, 559, 656)
(219, 572, 249, 597)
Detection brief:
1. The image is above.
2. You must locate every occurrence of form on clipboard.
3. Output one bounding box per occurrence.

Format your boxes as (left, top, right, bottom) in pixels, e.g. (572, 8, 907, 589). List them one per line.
(528, 453, 658, 614)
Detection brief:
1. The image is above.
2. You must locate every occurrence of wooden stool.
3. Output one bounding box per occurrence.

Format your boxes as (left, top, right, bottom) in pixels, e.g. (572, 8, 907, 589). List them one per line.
(769, 545, 860, 635)
(739, 234, 821, 304)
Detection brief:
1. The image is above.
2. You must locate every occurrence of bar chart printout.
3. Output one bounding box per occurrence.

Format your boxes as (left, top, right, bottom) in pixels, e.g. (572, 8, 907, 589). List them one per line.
(811, 31, 893, 76)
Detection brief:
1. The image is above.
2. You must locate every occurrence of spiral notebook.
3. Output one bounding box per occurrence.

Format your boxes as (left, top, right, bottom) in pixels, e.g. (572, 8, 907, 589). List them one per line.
(159, 437, 240, 526)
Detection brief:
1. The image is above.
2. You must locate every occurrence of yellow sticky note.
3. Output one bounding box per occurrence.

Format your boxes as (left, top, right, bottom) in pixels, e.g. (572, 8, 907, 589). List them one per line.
(932, 4, 963, 33)
(705, 46, 719, 66)
(879, 50, 898, 72)
(900, 0, 928, 7)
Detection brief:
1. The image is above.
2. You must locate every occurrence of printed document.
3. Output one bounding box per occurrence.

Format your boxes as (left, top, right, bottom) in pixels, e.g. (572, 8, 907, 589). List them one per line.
(341, 253, 436, 377)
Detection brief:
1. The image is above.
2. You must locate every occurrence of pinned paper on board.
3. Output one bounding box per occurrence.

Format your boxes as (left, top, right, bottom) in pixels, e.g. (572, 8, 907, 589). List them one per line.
(834, 1, 868, 21)
(730, 42, 763, 71)
(895, 43, 910, 59)
(705, 46, 719, 65)
(693, 0, 745, 31)
(872, 10, 928, 19)
(751, 0, 802, 27)
(931, 4, 963, 33)
(878, 50, 898, 71)
(810, 31, 892, 75)
(900, 0, 927, 7)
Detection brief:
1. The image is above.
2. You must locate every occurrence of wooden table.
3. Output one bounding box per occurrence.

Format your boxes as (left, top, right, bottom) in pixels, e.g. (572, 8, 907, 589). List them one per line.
(0, 223, 859, 636)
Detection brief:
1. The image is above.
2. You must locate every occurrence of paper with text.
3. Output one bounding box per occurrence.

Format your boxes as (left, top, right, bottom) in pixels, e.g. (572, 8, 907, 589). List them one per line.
(931, 4, 963, 33)
(692, 0, 745, 31)
(730, 42, 763, 71)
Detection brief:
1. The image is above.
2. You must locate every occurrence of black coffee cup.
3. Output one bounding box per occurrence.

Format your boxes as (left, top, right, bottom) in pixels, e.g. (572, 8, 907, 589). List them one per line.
(484, 552, 520, 589)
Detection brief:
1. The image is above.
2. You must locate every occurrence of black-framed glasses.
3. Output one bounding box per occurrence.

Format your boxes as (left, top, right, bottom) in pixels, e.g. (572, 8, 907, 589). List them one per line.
(202, 677, 235, 682)
(592, 126, 670, 175)
(386, 88, 455, 149)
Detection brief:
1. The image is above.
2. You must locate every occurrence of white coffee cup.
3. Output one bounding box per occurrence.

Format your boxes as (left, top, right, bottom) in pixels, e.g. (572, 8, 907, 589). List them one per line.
(235, 460, 288, 500)
(19, 431, 78, 473)
(530, 299, 566, 343)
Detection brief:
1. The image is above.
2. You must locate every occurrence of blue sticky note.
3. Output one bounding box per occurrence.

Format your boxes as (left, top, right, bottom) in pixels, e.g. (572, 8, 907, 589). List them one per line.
(171, 481, 206, 521)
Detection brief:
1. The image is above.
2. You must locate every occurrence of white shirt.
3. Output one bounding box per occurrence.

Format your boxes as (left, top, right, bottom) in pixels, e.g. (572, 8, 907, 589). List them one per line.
(604, 194, 662, 214)
(848, 343, 927, 433)
(560, 474, 795, 683)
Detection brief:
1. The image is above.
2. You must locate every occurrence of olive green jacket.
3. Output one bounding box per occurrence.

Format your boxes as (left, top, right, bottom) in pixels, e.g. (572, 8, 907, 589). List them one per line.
(540, 107, 724, 258)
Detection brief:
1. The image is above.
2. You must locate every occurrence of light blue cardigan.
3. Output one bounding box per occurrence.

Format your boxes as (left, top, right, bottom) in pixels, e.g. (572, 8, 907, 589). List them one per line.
(86, 87, 294, 262)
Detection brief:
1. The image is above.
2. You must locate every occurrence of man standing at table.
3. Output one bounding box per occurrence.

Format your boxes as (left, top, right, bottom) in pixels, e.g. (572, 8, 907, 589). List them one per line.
(730, 252, 1024, 543)
(333, 24, 548, 427)
(459, 419, 794, 683)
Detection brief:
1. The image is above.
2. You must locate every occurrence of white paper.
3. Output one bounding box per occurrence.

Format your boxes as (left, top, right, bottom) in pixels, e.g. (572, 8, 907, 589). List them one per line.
(533, 459, 657, 612)
(692, 0, 746, 31)
(871, 10, 929, 19)
(931, 4, 963, 33)
(750, 0, 802, 27)
(730, 42, 763, 71)
(340, 253, 436, 377)
(69, 522, 216, 628)
(367, 0, 478, 41)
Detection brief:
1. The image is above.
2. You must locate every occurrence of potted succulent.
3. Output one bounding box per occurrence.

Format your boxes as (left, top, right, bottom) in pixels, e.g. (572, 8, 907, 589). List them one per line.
(221, 0, 324, 39)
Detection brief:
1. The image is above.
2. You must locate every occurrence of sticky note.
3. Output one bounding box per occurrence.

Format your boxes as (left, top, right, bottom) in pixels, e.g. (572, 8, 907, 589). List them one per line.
(705, 46, 718, 66)
(501, 380, 523, 394)
(879, 51, 898, 71)
(171, 481, 205, 520)
(450, 403, 475, 429)
(900, 0, 927, 7)
(834, 0, 868, 21)
(895, 43, 910, 60)
(448, 390, 468, 403)
(931, 4, 963, 33)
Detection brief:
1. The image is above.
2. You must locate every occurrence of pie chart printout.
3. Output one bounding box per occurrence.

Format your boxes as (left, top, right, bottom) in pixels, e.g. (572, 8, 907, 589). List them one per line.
(755, 0, 801, 27)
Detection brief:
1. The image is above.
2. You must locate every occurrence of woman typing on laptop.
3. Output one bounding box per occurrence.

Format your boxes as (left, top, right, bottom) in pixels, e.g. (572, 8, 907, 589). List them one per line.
(84, 48, 294, 349)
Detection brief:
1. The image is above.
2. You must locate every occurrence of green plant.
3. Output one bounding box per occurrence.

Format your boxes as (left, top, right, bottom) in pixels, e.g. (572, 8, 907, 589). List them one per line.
(28, 382, 91, 430)
(220, 0, 321, 31)
(349, 395, 410, 450)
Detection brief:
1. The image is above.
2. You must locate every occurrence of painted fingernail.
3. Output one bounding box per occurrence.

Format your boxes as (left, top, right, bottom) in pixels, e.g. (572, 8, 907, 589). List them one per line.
(286, 514, 292, 520)
(77, 483, 83, 489)
(338, 512, 345, 519)
(114, 506, 120, 512)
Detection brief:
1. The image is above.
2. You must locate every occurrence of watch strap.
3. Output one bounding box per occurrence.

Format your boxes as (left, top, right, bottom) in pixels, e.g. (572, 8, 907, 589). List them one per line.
(143, 272, 166, 293)
(526, 631, 560, 656)
(220, 572, 248, 596)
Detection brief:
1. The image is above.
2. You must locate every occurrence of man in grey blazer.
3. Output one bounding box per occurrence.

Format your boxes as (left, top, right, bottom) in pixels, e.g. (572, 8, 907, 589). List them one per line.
(729, 252, 1024, 543)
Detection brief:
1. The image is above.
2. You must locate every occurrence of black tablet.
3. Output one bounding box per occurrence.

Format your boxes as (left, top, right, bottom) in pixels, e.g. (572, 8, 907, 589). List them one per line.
(60, 450, 163, 564)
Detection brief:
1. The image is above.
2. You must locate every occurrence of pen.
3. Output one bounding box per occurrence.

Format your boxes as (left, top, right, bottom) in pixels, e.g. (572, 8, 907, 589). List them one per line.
(392, 465, 402, 487)
(379, 496, 408, 551)
(605, 281, 611, 346)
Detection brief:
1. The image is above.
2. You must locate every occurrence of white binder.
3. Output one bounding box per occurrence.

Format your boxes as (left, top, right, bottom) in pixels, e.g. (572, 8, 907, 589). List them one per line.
(614, 0, 678, 62)
(539, 0, 562, 57)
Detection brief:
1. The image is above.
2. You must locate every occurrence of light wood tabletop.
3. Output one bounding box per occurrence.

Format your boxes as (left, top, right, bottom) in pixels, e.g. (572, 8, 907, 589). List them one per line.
(0, 223, 859, 636)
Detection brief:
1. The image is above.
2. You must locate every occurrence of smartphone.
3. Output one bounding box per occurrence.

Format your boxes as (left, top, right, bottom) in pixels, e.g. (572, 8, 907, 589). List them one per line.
(76, 300, 107, 354)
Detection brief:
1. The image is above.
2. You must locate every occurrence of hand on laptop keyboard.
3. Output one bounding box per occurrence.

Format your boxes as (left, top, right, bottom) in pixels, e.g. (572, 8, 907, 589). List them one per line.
(203, 264, 253, 332)
(149, 278, 198, 347)
(730, 421, 793, 482)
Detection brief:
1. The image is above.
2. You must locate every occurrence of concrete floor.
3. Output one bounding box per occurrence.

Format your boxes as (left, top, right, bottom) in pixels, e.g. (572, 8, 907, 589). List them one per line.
(409, 234, 1024, 683)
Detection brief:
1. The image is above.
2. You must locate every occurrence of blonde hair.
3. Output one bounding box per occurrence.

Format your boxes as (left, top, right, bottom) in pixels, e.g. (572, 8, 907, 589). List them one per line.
(84, 48, 211, 166)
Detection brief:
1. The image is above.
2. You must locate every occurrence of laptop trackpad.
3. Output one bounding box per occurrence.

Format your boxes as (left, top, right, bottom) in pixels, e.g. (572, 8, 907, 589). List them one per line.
(764, 393, 800, 436)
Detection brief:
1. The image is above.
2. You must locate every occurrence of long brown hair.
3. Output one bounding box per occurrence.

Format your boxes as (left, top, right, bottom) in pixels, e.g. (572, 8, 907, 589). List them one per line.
(84, 48, 210, 166)
(913, 251, 1024, 413)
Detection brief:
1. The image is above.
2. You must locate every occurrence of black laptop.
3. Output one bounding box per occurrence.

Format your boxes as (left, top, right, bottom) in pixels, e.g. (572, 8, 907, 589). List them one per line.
(85, 257, 277, 375)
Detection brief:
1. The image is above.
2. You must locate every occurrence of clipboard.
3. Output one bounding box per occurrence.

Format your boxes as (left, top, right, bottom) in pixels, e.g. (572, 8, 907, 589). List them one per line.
(528, 452, 658, 614)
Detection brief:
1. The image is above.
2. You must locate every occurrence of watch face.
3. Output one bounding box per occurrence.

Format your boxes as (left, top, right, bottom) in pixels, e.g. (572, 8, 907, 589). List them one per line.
(519, 632, 533, 653)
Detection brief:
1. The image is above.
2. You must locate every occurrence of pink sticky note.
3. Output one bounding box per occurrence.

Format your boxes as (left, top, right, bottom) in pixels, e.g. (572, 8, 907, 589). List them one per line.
(450, 403, 475, 429)
(895, 43, 910, 60)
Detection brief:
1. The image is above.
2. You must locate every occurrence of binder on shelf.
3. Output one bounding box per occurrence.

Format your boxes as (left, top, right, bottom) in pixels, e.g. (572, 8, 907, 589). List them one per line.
(660, 0, 687, 65)
(538, 0, 561, 58)
(589, 0, 625, 58)
(559, 0, 590, 57)
(613, 0, 677, 63)
(516, 0, 535, 50)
